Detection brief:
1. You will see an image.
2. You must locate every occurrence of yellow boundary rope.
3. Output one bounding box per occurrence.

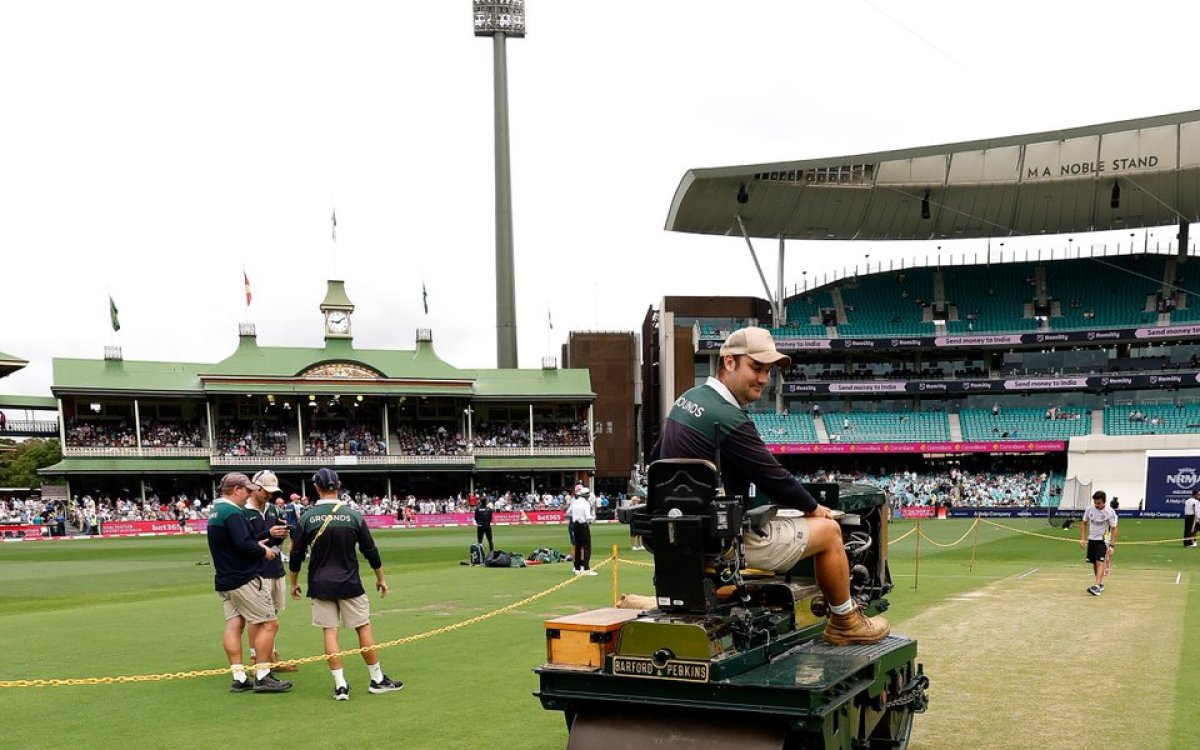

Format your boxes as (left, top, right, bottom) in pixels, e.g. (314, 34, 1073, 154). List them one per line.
(0, 558, 611, 689)
(981, 518, 1193, 546)
(916, 517, 981, 548)
(888, 526, 917, 545)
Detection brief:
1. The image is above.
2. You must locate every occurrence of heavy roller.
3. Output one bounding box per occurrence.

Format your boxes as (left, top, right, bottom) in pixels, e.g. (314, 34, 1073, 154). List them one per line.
(535, 459, 928, 749)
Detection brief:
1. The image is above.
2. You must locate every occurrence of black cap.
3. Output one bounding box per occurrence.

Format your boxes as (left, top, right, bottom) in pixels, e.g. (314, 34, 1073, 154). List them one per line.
(312, 467, 340, 490)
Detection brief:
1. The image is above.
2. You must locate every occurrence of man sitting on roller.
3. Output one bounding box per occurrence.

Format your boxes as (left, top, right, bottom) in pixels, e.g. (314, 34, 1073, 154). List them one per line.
(650, 327, 889, 645)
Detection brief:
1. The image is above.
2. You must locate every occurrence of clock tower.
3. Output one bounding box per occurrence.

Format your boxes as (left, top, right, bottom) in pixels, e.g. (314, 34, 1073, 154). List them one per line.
(320, 280, 355, 340)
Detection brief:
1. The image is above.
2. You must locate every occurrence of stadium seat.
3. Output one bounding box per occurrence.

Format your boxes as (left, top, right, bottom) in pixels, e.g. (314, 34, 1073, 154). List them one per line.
(1103, 404, 1200, 436)
(749, 413, 819, 444)
(959, 407, 1091, 441)
(830, 411, 950, 443)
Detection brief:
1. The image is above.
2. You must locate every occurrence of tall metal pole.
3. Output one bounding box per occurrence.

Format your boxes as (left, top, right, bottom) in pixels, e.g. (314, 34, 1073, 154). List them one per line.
(492, 32, 517, 368)
(475, 2, 525, 368)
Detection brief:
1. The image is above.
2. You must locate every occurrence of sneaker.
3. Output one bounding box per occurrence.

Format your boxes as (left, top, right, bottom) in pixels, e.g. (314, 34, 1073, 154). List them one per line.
(252, 673, 293, 693)
(822, 606, 890, 646)
(572, 569, 582, 576)
(333, 685, 350, 701)
(582, 570, 598, 576)
(230, 678, 254, 693)
(368, 675, 404, 694)
(1097, 583, 1105, 593)
(1087, 585, 1101, 596)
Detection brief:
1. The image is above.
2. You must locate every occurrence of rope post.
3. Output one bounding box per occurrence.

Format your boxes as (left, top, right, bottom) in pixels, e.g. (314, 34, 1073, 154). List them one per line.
(913, 521, 921, 590)
(968, 515, 982, 572)
(612, 544, 619, 606)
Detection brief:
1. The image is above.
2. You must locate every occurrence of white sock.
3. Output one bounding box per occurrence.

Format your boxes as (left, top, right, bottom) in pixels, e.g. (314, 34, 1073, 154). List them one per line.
(231, 664, 247, 683)
(367, 661, 384, 683)
(331, 668, 347, 689)
(256, 667, 271, 680)
(830, 599, 855, 616)
(249, 647, 257, 659)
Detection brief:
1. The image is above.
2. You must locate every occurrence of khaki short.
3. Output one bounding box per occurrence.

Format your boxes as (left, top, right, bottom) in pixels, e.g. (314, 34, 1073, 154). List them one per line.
(219, 578, 277, 625)
(268, 576, 287, 613)
(744, 517, 811, 573)
(311, 594, 371, 629)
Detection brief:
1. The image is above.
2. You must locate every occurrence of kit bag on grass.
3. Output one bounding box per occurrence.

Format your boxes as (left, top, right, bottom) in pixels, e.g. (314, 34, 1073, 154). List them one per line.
(485, 550, 511, 568)
(469, 543, 486, 566)
(485, 549, 526, 568)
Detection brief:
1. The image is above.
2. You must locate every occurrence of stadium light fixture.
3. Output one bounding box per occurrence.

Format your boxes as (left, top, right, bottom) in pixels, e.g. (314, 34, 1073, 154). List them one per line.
(473, 1, 525, 37)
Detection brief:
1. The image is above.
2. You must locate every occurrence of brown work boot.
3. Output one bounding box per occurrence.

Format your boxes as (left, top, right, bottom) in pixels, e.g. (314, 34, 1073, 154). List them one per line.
(822, 606, 890, 646)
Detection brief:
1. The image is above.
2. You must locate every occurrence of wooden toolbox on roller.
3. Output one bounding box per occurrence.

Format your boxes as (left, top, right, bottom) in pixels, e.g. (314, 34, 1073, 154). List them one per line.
(544, 607, 641, 668)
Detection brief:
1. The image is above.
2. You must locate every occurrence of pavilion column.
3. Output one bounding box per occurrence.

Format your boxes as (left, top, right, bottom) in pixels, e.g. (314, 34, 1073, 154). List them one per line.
(133, 399, 142, 454)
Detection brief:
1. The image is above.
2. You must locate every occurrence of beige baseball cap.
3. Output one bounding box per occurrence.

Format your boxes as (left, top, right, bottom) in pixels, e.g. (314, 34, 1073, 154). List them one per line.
(719, 327, 792, 369)
(251, 470, 282, 495)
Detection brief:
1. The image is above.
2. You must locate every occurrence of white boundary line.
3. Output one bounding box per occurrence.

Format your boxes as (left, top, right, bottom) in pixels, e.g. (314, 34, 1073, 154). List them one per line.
(1018, 568, 1039, 579)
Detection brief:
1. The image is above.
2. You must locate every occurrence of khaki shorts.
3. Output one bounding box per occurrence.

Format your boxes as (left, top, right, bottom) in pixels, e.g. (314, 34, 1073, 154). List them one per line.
(219, 578, 277, 625)
(744, 517, 811, 573)
(312, 594, 371, 629)
(268, 576, 287, 613)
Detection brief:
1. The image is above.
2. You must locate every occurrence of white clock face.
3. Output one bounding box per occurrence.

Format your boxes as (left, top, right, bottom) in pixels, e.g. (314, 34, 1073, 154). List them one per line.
(327, 311, 350, 334)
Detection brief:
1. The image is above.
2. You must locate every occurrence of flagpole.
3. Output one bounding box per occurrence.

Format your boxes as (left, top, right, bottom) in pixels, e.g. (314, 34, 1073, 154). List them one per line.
(331, 207, 338, 278)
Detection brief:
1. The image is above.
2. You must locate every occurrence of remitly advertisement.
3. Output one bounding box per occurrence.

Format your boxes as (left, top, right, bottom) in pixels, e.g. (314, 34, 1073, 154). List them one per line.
(1143, 451, 1200, 516)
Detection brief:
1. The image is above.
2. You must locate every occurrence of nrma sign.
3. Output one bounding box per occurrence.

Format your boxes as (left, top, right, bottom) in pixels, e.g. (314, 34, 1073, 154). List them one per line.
(1166, 467, 1200, 490)
(1145, 456, 1200, 514)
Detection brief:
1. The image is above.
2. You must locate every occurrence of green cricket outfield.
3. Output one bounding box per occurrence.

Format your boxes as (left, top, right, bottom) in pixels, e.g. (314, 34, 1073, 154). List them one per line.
(1, 519, 1197, 750)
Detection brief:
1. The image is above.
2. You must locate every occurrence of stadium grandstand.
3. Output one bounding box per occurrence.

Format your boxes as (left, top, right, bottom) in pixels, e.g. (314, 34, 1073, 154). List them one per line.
(13, 281, 598, 506)
(0, 353, 59, 440)
(644, 109, 1200, 513)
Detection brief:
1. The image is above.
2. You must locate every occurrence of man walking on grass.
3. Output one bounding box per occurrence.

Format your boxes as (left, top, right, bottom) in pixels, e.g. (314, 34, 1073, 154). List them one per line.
(1080, 490, 1118, 595)
(289, 468, 402, 701)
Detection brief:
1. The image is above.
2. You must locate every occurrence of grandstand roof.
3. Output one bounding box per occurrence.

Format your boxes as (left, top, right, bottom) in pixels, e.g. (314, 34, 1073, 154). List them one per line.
(0, 395, 58, 410)
(666, 110, 1200, 241)
(50, 337, 593, 400)
(0, 350, 28, 379)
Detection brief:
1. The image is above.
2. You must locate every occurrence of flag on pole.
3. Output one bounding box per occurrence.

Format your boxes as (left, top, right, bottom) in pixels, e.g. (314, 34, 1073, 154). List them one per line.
(331, 209, 337, 242)
(422, 282, 429, 314)
(109, 295, 121, 332)
(243, 271, 252, 306)
(548, 307, 553, 330)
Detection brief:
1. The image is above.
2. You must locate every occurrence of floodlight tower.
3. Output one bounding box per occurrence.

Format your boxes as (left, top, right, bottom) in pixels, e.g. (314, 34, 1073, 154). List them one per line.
(474, 1, 525, 369)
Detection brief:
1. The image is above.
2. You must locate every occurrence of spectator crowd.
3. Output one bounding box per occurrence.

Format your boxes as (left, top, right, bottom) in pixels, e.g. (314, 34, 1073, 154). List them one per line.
(795, 467, 1059, 508)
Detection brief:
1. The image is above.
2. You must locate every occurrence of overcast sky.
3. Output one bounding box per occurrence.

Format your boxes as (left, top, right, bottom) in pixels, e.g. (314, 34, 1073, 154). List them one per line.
(2, 1, 1198, 402)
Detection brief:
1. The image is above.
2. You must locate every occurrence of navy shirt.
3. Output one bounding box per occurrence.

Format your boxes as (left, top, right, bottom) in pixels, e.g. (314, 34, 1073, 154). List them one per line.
(206, 499, 268, 591)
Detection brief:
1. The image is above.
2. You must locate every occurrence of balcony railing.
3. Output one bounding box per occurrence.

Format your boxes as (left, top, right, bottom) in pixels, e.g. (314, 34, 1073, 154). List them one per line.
(209, 454, 475, 467)
(2, 420, 58, 435)
(59, 446, 591, 464)
(63, 446, 210, 457)
(471, 445, 592, 456)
